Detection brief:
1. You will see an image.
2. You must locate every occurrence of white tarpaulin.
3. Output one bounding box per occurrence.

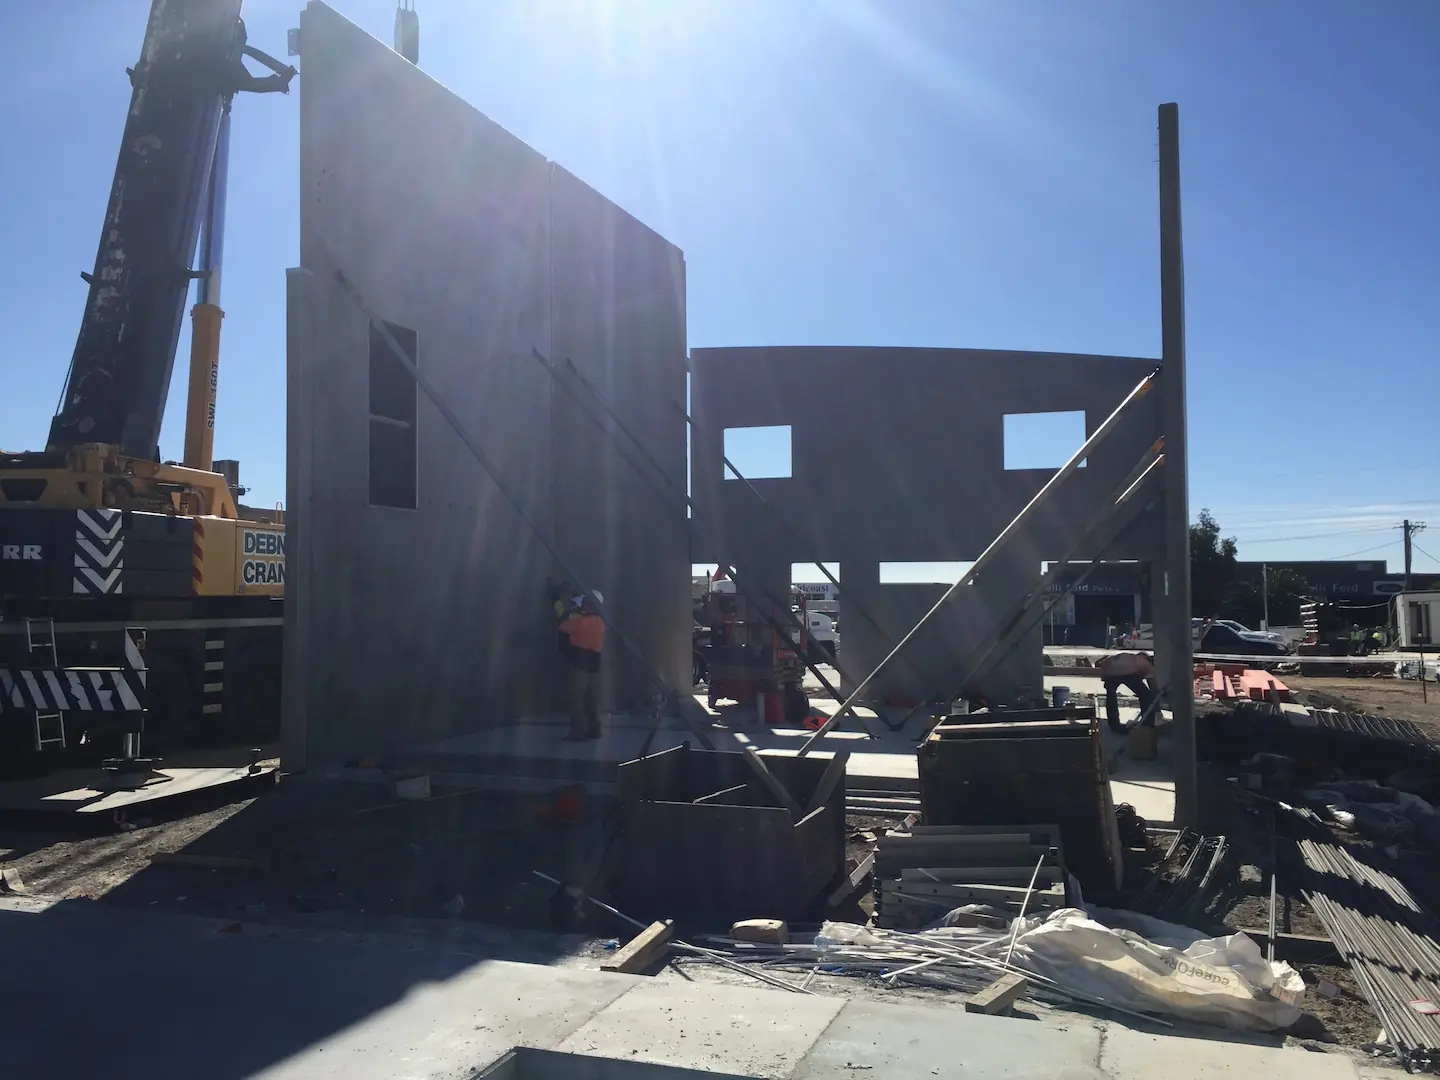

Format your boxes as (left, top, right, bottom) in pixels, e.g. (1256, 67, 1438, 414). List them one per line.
(1005, 907, 1304, 1030)
(814, 907, 1305, 1030)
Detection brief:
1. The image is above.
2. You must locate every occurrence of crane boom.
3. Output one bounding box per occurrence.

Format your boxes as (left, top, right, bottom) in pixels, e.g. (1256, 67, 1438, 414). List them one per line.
(47, 0, 293, 460)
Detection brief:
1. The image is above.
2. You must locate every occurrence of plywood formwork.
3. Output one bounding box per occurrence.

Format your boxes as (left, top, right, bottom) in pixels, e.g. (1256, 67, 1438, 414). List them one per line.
(283, 3, 688, 769)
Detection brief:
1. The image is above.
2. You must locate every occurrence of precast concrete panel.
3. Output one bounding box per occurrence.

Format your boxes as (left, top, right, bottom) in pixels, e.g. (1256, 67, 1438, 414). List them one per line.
(835, 551, 1049, 705)
(549, 164, 690, 704)
(286, 4, 687, 766)
(690, 346, 1163, 566)
(690, 346, 1166, 703)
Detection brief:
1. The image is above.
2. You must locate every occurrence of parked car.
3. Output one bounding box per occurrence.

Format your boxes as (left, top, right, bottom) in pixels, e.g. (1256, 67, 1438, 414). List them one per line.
(1198, 624, 1290, 657)
(1213, 619, 1289, 648)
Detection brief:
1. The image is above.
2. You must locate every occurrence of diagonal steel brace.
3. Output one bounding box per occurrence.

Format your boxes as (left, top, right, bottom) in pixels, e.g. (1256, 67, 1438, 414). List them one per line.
(796, 368, 1160, 756)
(904, 448, 1166, 728)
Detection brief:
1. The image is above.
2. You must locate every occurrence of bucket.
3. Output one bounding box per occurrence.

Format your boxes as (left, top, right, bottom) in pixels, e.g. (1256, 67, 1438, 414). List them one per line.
(1051, 686, 1071, 708)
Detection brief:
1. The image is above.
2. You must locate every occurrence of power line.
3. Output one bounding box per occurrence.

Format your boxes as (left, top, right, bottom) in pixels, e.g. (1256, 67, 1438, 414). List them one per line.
(1326, 539, 1399, 560)
(1240, 527, 1395, 545)
(1413, 541, 1439, 567)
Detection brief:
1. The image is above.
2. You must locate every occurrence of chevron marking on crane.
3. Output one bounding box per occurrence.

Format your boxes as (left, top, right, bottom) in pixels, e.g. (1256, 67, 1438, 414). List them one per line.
(73, 509, 125, 595)
(77, 509, 123, 541)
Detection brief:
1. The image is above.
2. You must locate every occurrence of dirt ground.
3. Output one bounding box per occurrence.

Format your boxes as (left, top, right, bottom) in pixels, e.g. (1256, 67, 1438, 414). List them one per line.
(0, 771, 616, 934)
(1219, 884, 1379, 1047)
(0, 778, 894, 935)
(1287, 674, 1440, 735)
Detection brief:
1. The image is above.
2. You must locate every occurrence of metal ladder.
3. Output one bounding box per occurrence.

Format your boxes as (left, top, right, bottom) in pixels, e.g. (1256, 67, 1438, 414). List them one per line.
(25, 618, 66, 751)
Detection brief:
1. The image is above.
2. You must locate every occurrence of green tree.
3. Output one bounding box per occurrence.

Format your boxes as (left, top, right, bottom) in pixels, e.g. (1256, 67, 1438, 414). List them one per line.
(1221, 568, 1312, 628)
(1191, 509, 1238, 618)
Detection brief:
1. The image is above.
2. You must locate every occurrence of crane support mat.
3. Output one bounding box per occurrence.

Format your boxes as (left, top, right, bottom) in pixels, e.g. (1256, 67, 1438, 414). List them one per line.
(604, 745, 846, 921)
(917, 716, 1123, 893)
(0, 764, 276, 816)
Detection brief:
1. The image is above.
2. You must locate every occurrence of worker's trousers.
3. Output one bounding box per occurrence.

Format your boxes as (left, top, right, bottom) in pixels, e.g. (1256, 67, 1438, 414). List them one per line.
(567, 663, 601, 738)
(1102, 675, 1157, 732)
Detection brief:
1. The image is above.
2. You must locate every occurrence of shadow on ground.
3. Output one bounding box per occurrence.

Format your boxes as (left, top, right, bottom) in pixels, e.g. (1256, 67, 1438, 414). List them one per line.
(0, 771, 623, 1078)
(93, 774, 614, 933)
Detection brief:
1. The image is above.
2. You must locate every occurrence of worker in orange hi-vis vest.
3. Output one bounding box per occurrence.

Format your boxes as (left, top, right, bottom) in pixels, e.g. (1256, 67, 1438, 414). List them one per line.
(1096, 651, 1157, 734)
(559, 592, 607, 741)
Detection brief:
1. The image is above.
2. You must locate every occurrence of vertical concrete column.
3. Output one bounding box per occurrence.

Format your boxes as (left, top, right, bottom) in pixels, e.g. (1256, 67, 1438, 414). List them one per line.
(280, 268, 316, 773)
(1148, 561, 1169, 672)
(837, 560, 881, 698)
(1159, 103, 1196, 825)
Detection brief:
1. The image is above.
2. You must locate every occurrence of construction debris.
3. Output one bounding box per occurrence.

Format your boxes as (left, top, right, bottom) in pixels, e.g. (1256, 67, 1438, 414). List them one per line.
(601, 919, 675, 975)
(825, 852, 874, 912)
(731, 918, 789, 945)
(690, 911, 1301, 1030)
(872, 824, 1065, 930)
(532, 870, 816, 996)
(1131, 831, 1230, 922)
(966, 972, 1029, 1014)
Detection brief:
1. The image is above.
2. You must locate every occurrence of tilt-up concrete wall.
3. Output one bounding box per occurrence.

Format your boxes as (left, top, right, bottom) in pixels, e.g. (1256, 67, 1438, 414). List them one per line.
(282, 2, 688, 769)
(689, 346, 1166, 704)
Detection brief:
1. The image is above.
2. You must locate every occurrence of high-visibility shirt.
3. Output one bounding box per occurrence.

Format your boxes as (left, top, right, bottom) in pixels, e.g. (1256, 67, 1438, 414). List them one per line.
(560, 614, 606, 654)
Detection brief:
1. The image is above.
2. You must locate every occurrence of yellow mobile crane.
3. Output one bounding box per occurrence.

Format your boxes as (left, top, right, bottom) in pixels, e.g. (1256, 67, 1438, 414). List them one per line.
(0, 0, 295, 766)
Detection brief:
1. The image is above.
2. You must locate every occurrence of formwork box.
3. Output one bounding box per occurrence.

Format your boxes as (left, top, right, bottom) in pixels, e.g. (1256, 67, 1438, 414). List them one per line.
(606, 746, 846, 921)
(916, 718, 1123, 894)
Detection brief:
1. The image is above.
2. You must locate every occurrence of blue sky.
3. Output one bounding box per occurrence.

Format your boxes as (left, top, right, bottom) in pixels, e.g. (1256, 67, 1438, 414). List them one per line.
(3, 0, 1436, 579)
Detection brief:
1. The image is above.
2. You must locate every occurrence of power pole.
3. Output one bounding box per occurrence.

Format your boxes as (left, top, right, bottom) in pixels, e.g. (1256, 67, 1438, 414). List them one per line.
(1261, 562, 1269, 630)
(1403, 519, 1427, 592)
(1158, 103, 1195, 826)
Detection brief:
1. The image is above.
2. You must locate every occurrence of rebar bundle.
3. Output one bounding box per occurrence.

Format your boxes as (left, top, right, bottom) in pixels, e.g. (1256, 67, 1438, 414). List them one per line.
(1293, 836, 1440, 1071)
(1309, 709, 1433, 747)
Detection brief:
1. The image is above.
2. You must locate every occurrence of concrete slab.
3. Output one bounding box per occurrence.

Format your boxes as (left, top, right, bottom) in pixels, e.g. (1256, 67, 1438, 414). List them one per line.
(1103, 723, 1178, 826)
(391, 696, 1177, 819)
(791, 997, 1105, 1080)
(1099, 1026, 1361, 1080)
(555, 979, 845, 1079)
(0, 899, 623, 1080)
(259, 960, 640, 1080)
(0, 898, 1370, 1080)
